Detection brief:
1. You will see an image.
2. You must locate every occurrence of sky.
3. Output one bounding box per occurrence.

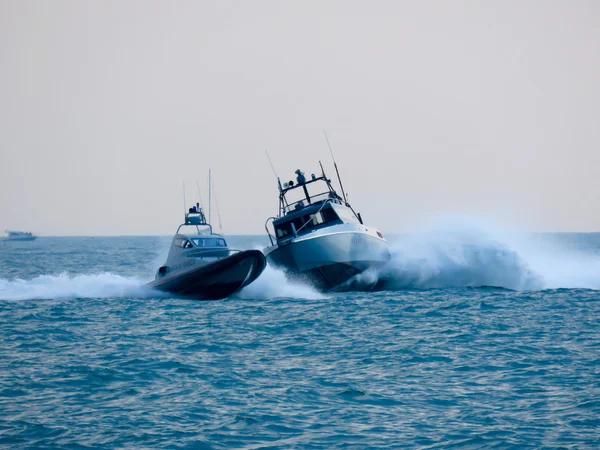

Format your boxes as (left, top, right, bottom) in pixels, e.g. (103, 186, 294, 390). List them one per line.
(1, 1, 599, 236)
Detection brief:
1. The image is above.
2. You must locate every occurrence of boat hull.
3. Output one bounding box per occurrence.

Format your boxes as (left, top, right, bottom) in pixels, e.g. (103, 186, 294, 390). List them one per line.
(265, 229, 390, 291)
(147, 249, 266, 300)
(4, 236, 37, 242)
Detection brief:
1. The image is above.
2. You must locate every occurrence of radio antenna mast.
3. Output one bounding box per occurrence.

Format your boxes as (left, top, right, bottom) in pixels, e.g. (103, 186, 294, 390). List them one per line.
(195, 181, 204, 210)
(265, 149, 283, 192)
(211, 175, 224, 233)
(182, 181, 187, 222)
(208, 169, 212, 225)
(324, 130, 348, 204)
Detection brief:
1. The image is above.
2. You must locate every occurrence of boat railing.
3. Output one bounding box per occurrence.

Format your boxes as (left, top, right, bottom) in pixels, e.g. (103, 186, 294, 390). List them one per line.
(282, 191, 342, 216)
(265, 217, 277, 246)
(176, 223, 213, 235)
(175, 209, 213, 235)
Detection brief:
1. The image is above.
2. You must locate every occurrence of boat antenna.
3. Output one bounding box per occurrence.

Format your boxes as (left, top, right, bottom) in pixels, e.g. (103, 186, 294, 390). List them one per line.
(324, 130, 348, 204)
(265, 149, 283, 192)
(208, 169, 212, 225)
(183, 180, 187, 222)
(195, 181, 205, 210)
(211, 174, 224, 233)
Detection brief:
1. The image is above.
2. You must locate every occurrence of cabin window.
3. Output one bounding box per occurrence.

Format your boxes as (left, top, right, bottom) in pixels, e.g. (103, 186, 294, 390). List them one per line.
(310, 212, 325, 226)
(301, 208, 339, 231)
(292, 218, 305, 232)
(333, 206, 359, 224)
(296, 214, 320, 231)
(192, 238, 227, 247)
(174, 238, 193, 248)
(322, 207, 339, 223)
(275, 221, 293, 239)
(275, 207, 341, 239)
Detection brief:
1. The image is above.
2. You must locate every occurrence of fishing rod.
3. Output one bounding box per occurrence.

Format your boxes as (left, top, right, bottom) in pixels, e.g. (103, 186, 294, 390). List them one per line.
(265, 149, 283, 192)
(208, 169, 212, 225)
(182, 181, 187, 222)
(211, 174, 224, 233)
(324, 130, 348, 205)
(195, 181, 205, 210)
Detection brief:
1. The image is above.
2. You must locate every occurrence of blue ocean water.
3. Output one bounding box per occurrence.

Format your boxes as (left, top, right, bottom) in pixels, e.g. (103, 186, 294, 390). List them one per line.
(1, 230, 599, 448)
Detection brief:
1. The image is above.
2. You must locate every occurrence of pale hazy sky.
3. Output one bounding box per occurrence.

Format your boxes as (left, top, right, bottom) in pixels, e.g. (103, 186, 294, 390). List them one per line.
(1, 1, 599, 236)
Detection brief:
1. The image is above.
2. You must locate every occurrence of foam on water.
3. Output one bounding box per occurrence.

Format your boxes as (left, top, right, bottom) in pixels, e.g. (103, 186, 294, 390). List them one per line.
(0, 268, 323, 302)
(376, 224, 544, 291)
(237, 265, 325, 300)
(504, 232, 600, 290)
(363, 222, 600, 291)
(0, 272, 150, 301)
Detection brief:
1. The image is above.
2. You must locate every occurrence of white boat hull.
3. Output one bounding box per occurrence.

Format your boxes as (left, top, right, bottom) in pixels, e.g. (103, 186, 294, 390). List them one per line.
(4, 236, 37, 242)
(265, 225, 390, 291)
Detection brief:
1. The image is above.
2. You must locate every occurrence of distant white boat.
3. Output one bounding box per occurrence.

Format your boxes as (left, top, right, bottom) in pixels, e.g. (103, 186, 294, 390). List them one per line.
(4, 230, 37, 242)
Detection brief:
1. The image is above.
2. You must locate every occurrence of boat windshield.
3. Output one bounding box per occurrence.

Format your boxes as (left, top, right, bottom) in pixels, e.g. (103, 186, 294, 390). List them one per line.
(332, 204, 360, 224)
(191, 237, 227, 247)
(274, 207, 340, 239)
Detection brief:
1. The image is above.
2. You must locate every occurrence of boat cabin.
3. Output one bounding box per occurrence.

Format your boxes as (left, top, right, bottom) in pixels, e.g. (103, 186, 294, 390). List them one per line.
(156, 206, 230, 279)
(172, 236, 228, 250)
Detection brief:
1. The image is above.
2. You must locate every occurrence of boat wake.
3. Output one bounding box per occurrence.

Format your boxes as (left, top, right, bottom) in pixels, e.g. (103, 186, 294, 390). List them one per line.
(353, 223, 600, 291)
(0, 273, 152, 301)
(237, 265, 326, 300)
(377, 230, 542, 291)
(0, 267, 325, 302)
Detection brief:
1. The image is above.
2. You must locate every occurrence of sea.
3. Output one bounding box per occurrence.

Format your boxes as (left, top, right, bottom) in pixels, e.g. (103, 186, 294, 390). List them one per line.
(1, 228, 599, 449)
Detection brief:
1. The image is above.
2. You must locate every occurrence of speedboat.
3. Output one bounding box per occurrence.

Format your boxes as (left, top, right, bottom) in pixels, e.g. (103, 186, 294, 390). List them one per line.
(4, 230, 37, 241)
(264, 165, 390, 291)
(148, 205, 266, 300)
